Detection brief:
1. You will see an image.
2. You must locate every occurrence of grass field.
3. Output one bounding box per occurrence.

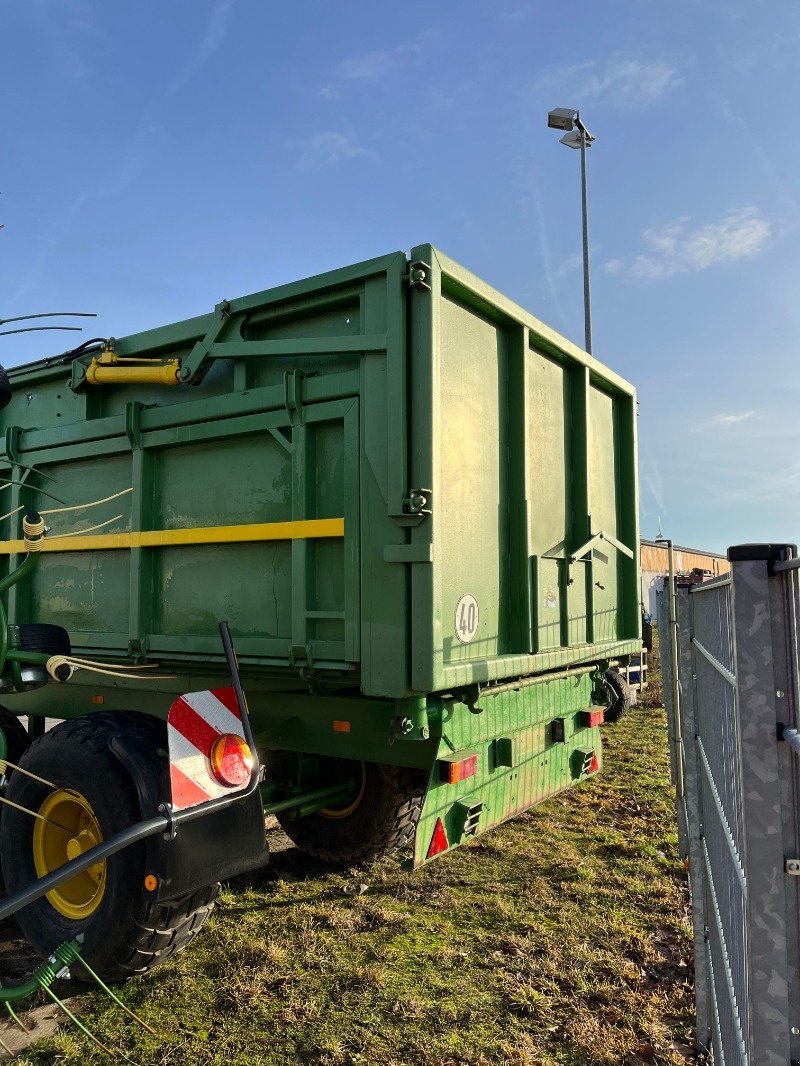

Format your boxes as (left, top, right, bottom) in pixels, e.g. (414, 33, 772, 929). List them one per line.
(9, 642, 696, 1066)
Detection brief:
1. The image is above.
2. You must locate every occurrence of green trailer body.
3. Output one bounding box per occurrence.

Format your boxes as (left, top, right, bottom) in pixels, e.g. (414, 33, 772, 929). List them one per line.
(0, 246, 639, 975)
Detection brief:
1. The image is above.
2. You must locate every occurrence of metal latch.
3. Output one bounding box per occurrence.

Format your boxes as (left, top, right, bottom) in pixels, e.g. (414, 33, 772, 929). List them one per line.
(405, 260, 432, 291)
(390, 488, 432, 528)
(786, 858, 800, 876)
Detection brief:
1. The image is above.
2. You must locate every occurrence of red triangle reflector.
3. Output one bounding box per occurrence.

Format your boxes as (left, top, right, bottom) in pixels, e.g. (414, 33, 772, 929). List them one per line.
(589, 752, 599, 773)
(427, 817, 449, 858)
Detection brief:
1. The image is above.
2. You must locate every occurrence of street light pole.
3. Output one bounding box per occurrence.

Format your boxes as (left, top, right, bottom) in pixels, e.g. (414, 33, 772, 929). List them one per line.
(578, 119, 592, 355)
(547, 108, 596, 355)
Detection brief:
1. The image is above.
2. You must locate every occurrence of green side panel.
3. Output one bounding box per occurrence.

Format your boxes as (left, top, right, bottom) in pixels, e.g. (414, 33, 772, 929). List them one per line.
(412, 673, 603, 868)
(588, 384, 619, 643)
(17, 455, 133, 638)
(438, 294, 506, 667)
(409, 245, 640, 696)
(527, 350, 568, 652)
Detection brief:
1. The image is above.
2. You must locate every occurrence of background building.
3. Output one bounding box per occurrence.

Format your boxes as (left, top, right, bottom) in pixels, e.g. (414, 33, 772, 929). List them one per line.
(640, 539, 730, 618)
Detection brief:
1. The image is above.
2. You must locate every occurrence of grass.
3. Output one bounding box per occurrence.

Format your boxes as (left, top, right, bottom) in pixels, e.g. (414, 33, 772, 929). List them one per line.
(12, 641, 696, 1065)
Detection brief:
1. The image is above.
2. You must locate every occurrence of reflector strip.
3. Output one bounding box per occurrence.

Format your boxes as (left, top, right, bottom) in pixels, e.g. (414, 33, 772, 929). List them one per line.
(167, 686, 247, 811)
(168, 762, 212, 809)
(580, 708, 605, 728)
(427, 817, 449, 859)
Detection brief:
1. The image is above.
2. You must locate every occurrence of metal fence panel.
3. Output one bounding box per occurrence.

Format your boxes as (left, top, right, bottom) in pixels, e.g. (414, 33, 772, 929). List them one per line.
(661, 546, 800, 1065)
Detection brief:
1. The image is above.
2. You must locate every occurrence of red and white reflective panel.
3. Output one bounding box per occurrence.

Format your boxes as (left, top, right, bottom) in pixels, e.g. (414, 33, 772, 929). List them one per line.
(168, 687, 246, 811)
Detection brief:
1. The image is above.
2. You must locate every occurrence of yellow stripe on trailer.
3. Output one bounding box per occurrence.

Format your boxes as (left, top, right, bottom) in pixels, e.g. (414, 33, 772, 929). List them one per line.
(0, 517, 345, 554)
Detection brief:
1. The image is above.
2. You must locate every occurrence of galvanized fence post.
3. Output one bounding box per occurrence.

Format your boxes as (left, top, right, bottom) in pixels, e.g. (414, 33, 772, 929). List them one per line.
(660, 581, 712, 1052)
(729, 546, 792, 1064)
(675, 584, 712, 1052)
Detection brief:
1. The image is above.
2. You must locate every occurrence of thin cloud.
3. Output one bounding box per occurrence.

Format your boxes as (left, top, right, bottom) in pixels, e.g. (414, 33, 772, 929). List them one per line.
(171, 0, 236, 92)
(641, 456, 667, 516)
(295, 131, 378, 170)
(320, 34, 432, 98)
(693, 410, 755, 432)
(604, 208, 771, 282)
(196, 0, 236, 66)
(534, 57, 681, 111)
(339, 42, 421, 81)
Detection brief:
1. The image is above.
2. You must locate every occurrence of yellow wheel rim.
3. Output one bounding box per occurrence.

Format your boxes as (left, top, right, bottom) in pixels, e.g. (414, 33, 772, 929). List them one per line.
(32, 789, 106, 919)
(319, 762, 367, 820)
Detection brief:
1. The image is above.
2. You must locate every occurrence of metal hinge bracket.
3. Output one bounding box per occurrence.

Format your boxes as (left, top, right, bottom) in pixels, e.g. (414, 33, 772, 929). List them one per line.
(289, 642, 317, 683)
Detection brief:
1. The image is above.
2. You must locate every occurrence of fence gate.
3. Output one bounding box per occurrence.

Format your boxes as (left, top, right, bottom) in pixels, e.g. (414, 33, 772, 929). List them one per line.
(660, 544, 800, 1065)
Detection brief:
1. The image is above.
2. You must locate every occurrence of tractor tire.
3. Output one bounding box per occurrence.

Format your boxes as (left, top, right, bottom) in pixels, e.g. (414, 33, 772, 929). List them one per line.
(275, 759, 427, 864)
(17, 623, 71, 656)
(0, 706, 29, 766)
(603, 668, 634, 723)
(0, 714, 219, 982)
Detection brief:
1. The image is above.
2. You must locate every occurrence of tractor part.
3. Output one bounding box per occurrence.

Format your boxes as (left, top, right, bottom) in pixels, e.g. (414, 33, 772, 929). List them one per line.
(272, 756, 427, 864)
(0, 935, 156, 1058)
(0, 622, 265, 980)
(0, 706, 28, 765)
(603, 668, 634, 723)
(0, 715, 220, 979)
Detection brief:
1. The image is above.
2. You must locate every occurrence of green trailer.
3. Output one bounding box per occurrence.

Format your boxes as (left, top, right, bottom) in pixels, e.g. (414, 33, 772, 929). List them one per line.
(0, 245, 639, 980)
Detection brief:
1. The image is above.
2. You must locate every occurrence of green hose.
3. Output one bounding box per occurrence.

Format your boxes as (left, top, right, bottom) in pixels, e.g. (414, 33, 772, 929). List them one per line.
(0, 939, 83, 1003)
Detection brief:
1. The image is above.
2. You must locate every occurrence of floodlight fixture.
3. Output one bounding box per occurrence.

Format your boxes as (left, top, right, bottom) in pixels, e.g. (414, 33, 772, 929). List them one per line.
(547, 107, 577, 131)
(559, 130, 590, 149)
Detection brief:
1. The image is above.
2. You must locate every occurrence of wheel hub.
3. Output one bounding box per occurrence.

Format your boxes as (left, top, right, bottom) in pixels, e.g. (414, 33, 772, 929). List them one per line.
(32, 789, 106, 919)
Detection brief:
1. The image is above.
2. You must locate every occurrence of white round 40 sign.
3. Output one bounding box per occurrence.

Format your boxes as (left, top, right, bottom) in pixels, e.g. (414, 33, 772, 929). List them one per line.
(454, 593, 479, 644)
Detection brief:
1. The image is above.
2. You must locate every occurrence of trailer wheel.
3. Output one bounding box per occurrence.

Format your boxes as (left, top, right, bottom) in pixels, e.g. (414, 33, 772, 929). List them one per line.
(603, 669, 634, 723)
(0, 715, 218, 982)
(275, 759, 427, 864)
(0, 706, 29, 766)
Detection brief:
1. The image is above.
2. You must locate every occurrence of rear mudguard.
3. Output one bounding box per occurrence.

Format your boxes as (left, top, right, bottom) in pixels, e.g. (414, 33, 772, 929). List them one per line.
(107, 713, 267, 901)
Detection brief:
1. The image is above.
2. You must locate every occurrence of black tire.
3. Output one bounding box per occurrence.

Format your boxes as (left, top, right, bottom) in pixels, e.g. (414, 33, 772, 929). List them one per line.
(604, 668, 634, 723)
(17, 623, 71, 656)
(0, 706, 29, 765)
(0, 714, 218, 982)
(275, 759, 427, 864)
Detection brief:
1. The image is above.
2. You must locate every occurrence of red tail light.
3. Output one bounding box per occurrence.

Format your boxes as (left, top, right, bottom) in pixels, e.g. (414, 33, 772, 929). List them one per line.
(438, 753, 478, 784)
(210, 733, 253, 788)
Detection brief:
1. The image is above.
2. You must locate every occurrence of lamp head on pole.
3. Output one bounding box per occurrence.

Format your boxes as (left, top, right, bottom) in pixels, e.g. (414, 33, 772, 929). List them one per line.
(548, 107, 596, 147)
(547, 107, 577, 131)
(559, 128, 596, 149)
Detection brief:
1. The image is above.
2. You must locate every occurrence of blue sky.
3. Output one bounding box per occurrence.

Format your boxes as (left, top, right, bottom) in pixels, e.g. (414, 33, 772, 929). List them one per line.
(2, 0, 798, 553)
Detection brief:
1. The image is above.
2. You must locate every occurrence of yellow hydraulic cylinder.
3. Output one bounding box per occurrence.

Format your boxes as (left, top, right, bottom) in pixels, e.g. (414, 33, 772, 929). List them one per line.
(86, 356, 181, 386)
